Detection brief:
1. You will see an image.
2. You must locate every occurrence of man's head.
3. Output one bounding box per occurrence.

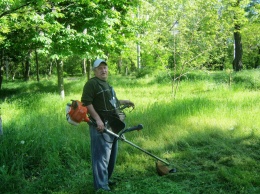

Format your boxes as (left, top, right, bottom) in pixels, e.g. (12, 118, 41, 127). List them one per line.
(93, 59, 108, 81)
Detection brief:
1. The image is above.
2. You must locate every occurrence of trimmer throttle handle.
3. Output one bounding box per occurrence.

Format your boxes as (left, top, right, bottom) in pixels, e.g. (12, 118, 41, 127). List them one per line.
(124, 124, 143, 133)
(120, 104, 135, 111)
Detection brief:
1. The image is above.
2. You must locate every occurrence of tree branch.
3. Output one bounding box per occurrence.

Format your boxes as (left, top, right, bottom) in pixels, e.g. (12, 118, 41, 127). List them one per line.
(0, 2, 32, 18)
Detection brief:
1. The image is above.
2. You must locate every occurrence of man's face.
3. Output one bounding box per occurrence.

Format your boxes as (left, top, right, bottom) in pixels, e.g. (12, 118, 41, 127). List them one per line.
(94, 63, 108, 80)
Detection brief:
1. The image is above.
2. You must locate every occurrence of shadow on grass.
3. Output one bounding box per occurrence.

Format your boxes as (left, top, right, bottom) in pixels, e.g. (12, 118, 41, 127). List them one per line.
(0, 77, 87, 101)
(0, 80, 57, 100)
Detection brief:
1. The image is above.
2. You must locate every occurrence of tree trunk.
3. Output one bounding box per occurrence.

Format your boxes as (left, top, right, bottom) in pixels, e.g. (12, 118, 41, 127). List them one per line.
(57, 59, 65, 99)
(24, 51, 31, 81)
(0, 69, 2, 90)
(117, 57, 122, 74)
(82, 58, 86, 75)
(5, 57, 9, 80)
(136, 5, 141, 69)
(232, 0, 243, 72)
(0, 115, 2, 136)
(255, 47, 260, 68)
(48, 61, 53, 76)
(137, 42, 141, 69)
(232, 24, 243, 71)
(87, 59, 91, 80)
(35, 49, 40, 82)
(0, 50, 3, 90)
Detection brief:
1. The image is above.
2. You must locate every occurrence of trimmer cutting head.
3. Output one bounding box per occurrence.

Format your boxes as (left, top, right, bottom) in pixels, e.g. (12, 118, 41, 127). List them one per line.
(156, 160, 177, 176)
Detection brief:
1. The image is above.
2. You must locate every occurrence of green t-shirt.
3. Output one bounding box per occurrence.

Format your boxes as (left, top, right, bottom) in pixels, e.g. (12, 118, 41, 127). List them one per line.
(81, 77, 120, 115)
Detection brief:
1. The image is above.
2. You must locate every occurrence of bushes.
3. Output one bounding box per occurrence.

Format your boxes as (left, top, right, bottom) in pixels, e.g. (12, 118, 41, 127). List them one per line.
(154, 69, 260, 90)
(135, 67, 154, 78)
(232, 70, 260, 89)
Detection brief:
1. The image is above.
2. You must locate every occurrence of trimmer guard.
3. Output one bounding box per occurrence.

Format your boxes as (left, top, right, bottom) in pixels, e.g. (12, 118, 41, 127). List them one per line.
(156, 160, 176, 176)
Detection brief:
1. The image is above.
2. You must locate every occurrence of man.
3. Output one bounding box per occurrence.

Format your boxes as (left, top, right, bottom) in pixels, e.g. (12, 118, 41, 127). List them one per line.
(81, 59, 134, 191)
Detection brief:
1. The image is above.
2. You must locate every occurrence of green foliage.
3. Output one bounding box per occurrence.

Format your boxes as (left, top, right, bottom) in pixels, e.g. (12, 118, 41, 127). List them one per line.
(1, 0, 259, 84)
(63, 55, 83, 76)
(0, 0, 139, 81)
(242, 22, 260, 69)
(1, 70, 260, 193)
(135, 67, 154, 78)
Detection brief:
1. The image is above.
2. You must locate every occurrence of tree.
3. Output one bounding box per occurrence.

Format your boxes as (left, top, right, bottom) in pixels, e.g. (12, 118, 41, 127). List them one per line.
(231, 0, 246, 71)
(0, 0, 258, 95)
(220, 0, 252, 71)
(46, 0, 138, 98)
(0, 0, 139, 98)
(134, 0, 231, 96)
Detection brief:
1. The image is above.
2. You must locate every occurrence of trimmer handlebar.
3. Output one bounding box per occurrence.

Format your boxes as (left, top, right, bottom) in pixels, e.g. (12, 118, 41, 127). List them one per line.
(119, 104, 135, 111)
(120, 124, 143, 134)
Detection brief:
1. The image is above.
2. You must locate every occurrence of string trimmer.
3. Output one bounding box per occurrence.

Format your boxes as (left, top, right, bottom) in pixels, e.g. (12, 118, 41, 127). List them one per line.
(104, 123, 177, 176)
(66, 101, 176, 175)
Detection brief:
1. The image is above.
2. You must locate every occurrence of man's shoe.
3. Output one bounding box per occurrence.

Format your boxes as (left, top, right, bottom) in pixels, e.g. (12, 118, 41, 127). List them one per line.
(108, 180, 116, 186)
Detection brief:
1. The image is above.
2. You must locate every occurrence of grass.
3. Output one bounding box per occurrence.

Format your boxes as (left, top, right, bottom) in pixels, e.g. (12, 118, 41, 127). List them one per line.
(0, 70, 260, 194)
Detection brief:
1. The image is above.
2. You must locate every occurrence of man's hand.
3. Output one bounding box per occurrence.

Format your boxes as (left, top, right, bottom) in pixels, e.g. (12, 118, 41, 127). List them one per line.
(95, 118, 105, 133)
(87, 104, 105, 132)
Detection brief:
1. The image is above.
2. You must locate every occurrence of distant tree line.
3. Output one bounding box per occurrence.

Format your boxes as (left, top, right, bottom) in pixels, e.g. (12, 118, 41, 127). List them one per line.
(0, 0, 259, 96)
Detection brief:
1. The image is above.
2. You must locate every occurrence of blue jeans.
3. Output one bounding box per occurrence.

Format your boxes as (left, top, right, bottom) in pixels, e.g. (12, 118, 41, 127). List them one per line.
(89, 124, 118, 191)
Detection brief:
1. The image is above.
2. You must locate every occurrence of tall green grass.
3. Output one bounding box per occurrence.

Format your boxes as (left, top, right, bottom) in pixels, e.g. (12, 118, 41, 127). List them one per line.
(0, 70, 260, 194)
